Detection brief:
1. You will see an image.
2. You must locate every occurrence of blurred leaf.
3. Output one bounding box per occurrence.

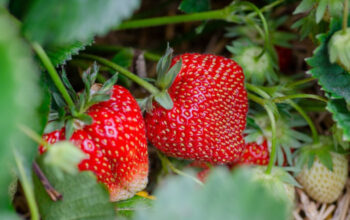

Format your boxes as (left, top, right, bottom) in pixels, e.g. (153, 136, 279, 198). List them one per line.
(23, 0, 140, 45)
(135, 168, 289, 220)
(179, 0, 210, 13)
(46, 40, 92, 67)
(307, 17, 350, 102)
(327, 98, 350, 142)
(116, 195, 154, 219)
(37, 76, 51, 134)
(0, 10, 41, 211)
(34, 158, 116, 220)
(293, 0, 313, 14)
(112, 48, 133, 68)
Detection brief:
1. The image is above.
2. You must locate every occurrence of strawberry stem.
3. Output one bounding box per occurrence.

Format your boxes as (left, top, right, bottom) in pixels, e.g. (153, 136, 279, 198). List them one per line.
(86, 45, 161, 62)
(77, 54, 161, 95)
(265, 106, 277, 174)
(156, 151, 203, 186)
(272, 94, 327, 103)
(114, 0, 283, 30)
(19, 125, 50, 148)
(32, 43, 76, 111)
(116, 7, 234, 30)
(14, 150, 40, 220)
(245, 83, 270, 99)
(33, 162, 63, 201)
(285, 77, 316, 88)
(287, 100, 319, 143)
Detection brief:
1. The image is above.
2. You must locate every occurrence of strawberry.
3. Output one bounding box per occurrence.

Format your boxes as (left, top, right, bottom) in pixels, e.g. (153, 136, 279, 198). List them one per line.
(145, 53, 248, 164)
(296, 137, 348, 203)
(238, 140, 270, 166)
(41, 84, 149, 201)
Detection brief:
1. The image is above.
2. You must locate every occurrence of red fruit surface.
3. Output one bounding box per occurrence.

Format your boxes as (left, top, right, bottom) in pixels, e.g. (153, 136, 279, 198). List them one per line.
(275, 46, 292, 72)
(238, 140, 269, 165)
(41, 85, 149, 201)
(145, 53, 248, 164)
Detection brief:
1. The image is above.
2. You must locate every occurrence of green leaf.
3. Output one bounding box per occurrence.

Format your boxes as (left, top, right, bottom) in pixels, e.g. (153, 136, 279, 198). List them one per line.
(46, 40, 92, 67)
(116, 195, 154, 219)
(316, 150, 333, 171)
(135, 168, 290, 220)
(65, 119, 74, 140)
(23, 0, 140, 45)
(315, 0, 327, 23)
(112, 48, 133, 68)
(179, 0, 210, 13)
(307, 17, 350, 102)
(0, 10, 41, 210)
(156, 45, 173, 83)
(38, 78, 51, 134)
(293, 0, 314, 14)
(327, 98, 350, 141)
(159, 59, 182, 90)
(34, 158, 116, 220)
(154, 91, 174, 110)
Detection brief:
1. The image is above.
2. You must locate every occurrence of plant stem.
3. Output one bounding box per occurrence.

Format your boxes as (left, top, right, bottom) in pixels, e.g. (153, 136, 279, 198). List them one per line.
(116, 8, 233, 30)
(32, 43, 75, 110)
(19, 125, 48, 147)
(265, 106, 277, 174)
(14, 151, 40, 220)
(247, 93, 266, 106)
(77, 54, 160, 95)
(245, 83, 271, 99)
(285, 77, 316, 88)
(272, 94, 327, 103)
(115, 0, 283, 30)
(86, 45, 161, 61)
(156, 151, 203, 186)
(288, 100, 319, 143)
(343, 0, 349, 32)
(246, 0, 284, 18)
(33, 162, 63, 201)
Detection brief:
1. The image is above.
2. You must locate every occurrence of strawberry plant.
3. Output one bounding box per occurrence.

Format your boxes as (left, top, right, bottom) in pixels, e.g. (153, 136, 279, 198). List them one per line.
(1, 0, 350, 219)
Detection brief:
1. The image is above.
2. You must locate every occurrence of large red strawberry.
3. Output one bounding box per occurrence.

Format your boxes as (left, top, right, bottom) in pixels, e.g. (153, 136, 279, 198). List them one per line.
(145, 53, 248, 164)
(41, 84, 149, 201)
(238, 140, 269, 165)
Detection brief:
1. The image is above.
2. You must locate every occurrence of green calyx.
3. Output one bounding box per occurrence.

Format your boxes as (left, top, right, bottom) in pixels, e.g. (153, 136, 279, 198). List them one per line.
(295, 136, 336, 172)
(245, 112, 312, 166)
(44, 63, 118, 139)
(227, 40, 277, 85)
(141, 45, 182, 112)
(328, 28, 350, 72)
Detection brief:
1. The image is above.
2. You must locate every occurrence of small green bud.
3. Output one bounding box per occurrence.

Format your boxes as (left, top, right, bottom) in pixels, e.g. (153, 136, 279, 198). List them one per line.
(44, 141, 87, 178)
(328, 28, 350, 72)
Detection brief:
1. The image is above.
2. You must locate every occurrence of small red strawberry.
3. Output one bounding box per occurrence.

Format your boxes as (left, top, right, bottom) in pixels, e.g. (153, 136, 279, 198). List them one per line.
(238, 140, 269, 166)
(41, 83, 149, 201)
(145, 53, 248, 164)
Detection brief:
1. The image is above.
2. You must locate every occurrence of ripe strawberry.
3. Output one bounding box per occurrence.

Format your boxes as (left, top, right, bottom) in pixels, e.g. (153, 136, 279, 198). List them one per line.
(41, 85, 149, 201)
(145, 53, 248, 164)
(297, 151, 348, 203)
(238, 140, 269, 166)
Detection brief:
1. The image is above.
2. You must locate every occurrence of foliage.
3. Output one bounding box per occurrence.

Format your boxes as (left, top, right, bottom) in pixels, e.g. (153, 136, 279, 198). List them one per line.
(34, 158, 116, 220)
(135, 168, 290, 220)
